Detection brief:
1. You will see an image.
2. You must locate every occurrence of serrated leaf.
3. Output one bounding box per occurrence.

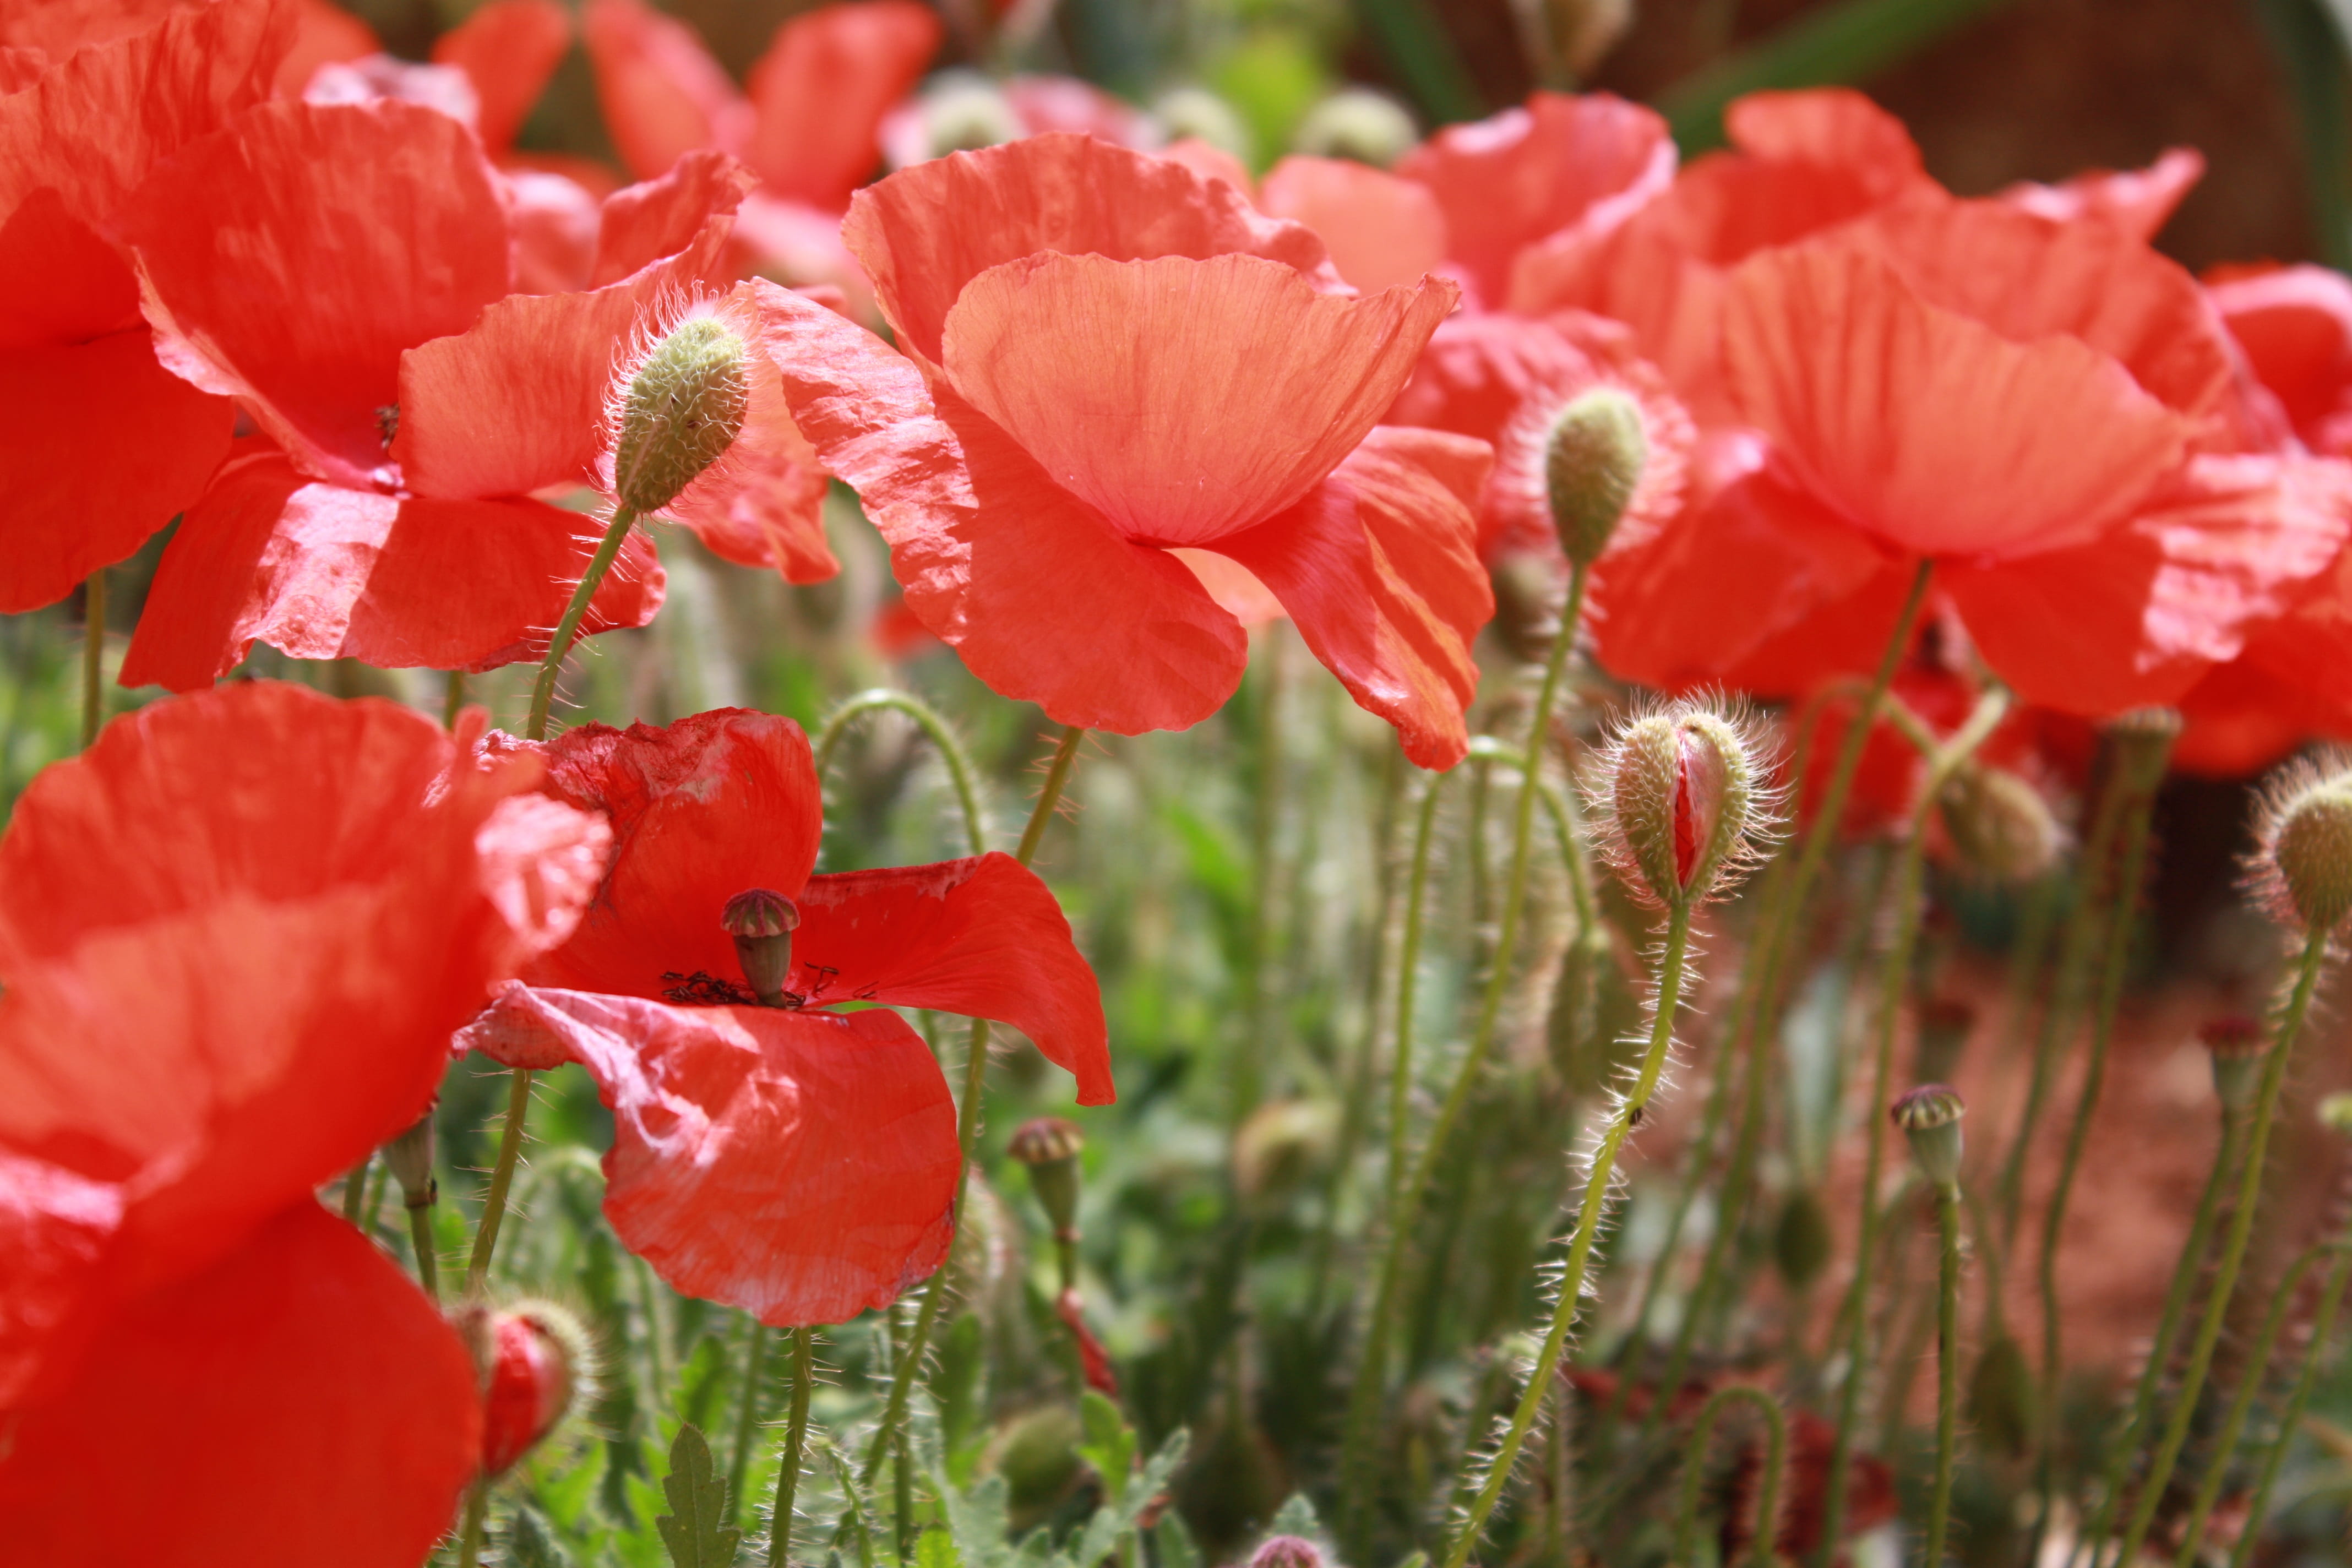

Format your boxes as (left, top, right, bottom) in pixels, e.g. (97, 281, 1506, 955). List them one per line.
(1074, 1391, 1137, 1506)
(1154, 1515, 1202, 1568)
(916, 1525, 961, 1568)
(1267, 1494, 1321, 1540)
(1071, 1428, 1189, 1568)
(509, 1501, 574, 1568)
(655, 1424, 742, 1568)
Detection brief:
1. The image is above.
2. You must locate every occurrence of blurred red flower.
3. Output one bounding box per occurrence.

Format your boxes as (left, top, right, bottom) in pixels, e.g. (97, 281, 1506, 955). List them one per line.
(458, 707, 1112, 1326)
(0, 681, 609, 1566)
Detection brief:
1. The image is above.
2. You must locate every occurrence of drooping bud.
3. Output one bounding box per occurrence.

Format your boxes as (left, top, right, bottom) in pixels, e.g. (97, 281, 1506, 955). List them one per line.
(1891, 1084, 1966, 1190)
(1913, 998, 1975, 1086)
(1008, 1117, 1085, 1241)
(1251, 1536, 1326, 1568)
(384, 1105, 437, 1211)
(2257, 760, 2352, 931)
(1967, 1333, 2035, 1461)
(1937, 763, 2063, 884)
(1291, 86, 1418, 166)
(721, 888, 799, 1007)
(612, 316, 749, 515)
(1600, 699, 1772, 910)
(1773, 1187, 1833, 1293)
(1233, 1098, 1338, 1209)
(1542, 388, 1647, 568)
(2200, 1016, 2267, 1113)
(990, 1404, 1086, 1528)
(462, 1300, 593, 1477)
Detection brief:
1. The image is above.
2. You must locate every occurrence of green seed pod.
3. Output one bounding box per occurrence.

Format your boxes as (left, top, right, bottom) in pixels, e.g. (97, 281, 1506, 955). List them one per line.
(2199, 1016, 2267, 1114)
(1938, 762, 2063, 884)
(384, 1106, 437, 1210)
(1967, 1333, 2036, 1461)
(612, 317, 749, 515)
(1008, 1117, 1085, 1240)
(1891, 1083, 1966, 1190)
(1291, 86, 1418, 166)
(720, 888, 799, 1008)
(1601, 700, 1771, 909)
(988, 1404, 1086, 1530)
(1543, 388, 1647, 568)
(2262, 767, 2352, 931)
(1773, 1187, 1833, 1293)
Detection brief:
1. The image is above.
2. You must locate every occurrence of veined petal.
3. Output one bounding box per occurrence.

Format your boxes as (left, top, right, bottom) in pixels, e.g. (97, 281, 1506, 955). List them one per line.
(1999, 148, 2204, 244)
(0, 1150, 121, 1408)
(2210, 263, 2352, 454)
(432, 0, 570, 155)
(743, 0, 938, 208)
(1257, 156, 1449, 295)
(592, 148, 756, 287)
(582, 0, 749, 181)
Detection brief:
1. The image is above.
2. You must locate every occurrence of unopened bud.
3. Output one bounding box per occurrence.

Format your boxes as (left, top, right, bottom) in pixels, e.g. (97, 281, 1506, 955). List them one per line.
(2320, 1092, 2352, 1135)
(2201, 1016, 2267, 1113)
(2261, 764, 2352, 931)
(1938, 763, 2062, 883)
(1251, 1537, 1325, 1568)
(1914, 998, 1975, 1086)
(1233, 1098, 1337, 1207)
(1543, 389, 1647, 568)
(1967, 1333, 2035, 1461)
(613, 317, 749, 515)
(1292, 87, 1417, 166)
(385, 1107, 436, 1210)
(1603, 700, 1770, 909)
(1773, 1188, 1832, 1293)
(462, 1300, 592, 1476)
(722, 888, 799, 1007)
(1009, 1117, 1085, 1239)
(1891, 1084, 1966, 1190)
(2105, 706, 2184, 787)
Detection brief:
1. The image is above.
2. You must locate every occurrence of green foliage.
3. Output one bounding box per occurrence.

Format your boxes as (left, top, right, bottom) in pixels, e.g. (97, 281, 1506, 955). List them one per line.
(656, 1425, 742, 1568)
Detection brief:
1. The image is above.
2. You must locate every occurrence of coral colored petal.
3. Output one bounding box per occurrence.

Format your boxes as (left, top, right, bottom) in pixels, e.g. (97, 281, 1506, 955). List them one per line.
(943, 254, 1454, 546)
(2126, 451, 2352, 666)
(2211, 263, 2352, 451)
(0, 1204, 482, 1568)
(395, 220, 734, 500)
(2000, 148, 2204, 244)
(1940, 541, 2186, 716)
(505, 167, 603, 295)
(1215, 427, 1493, 769)
(1172, 548, 1286, 624)
(0, 189, 141, 350)
(459, 987, 960, 1325)
(795, 853, 1113, 1104)
(1722, 88, 1925, 176)
(594, 148, 757, 287)
(2174, 655, 2334, 777)
(120, 451, 663, 690)
(844, 133, 1337, 368)
(582, 0, 749, 181)
(1258, 155, 1450, 295)
(1004, 74, 1158, 144)
(0, 1150, 122, 1407)
(1158, 138, 1253, 195)
(744, 0, 939, 208)
(524, 709, 828, 999)
(275, 0, 377, 94)
(121, 100, 511, 488)
(432, 0, 570, 155)
(1722, 244, 2192, 559)
(1396, 91, 1673, 310)
(755, 281, 1253, 731)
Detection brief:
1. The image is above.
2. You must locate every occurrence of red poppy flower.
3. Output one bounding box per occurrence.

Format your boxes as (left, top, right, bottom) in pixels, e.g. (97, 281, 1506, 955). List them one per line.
(0, 0, 285, 613)
(1257, 155, 1451, 296)
(0, 680, 609, 1565)
(456, 707, 1110, 1325)
(275, 0, 378, 95)
(1998, 147, 2205, 244)
(110, 97, 798, 690)
(1391, 90, 1674, 314)
(789, 135, 1489, 766)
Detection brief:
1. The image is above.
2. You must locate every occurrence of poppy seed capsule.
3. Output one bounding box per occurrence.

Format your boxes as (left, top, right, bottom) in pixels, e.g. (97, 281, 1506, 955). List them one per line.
(472, 1302, 592, 1477)
(1938, 763, 2062, 884)
(613, 317, 749, 515)
(2267, 772, 2352, 930)
(384, 1107, 435, 1210)
(1607, 705, 1760, 908)
(1543, 388, 1647, 568)
(1008, 1117, 1085, 1238)
(2199, 1015, 2267, 1113)
(721, 888, 799, 1007)
(1891, 1083, 1966, 1190)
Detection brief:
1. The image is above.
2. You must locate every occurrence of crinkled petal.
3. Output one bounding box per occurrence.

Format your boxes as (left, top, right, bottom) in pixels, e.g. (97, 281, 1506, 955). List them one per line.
(505, 167, 603, 295)
(941, 253, 1454, 546)
(459, 986, 959, 1325)
(1213, 427, 1491, 769)
(121, 99, 511, 488)
(795, 853, 1112, 1104)
(744, 0, 938, 208)
(274, 0, 375, 95)
(593, 148, 756, 286)
(120, 449, 663, 690)
(2210, 263, 2352, 453)
(1721, 88, 1928, 184)
(432, 0, 570, 155)
(1723, 243, 2193, 559)
(0, 1150, 122, 1408)
(843, 132, 1338, 368)
(2000, 148, 2204, 244)
(0, 1203, 482, 1568)
(582, 0, 749, 181)
(1257, 155, 1449, 295)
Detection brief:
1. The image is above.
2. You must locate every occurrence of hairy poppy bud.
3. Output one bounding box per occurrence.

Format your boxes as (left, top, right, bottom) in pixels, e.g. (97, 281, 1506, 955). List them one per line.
(1543, 388, 1647, 568)
(1008, 1117, 1085, 1240)
(1233, 1098, 1337, 1208)
(1598, 699, 1773, 910)
(384, 1106, 436, 1210)
(2256, 759, 2352, 931)
(2200, 1016, 2267, 1113)
(1914, 998, 1975, 1086)
(1938, 763, 2062, 884)
(613, 317, 749, 515)
(721, 888, 799, 1007)
(1967, 1334, 2035, 1461)
(992, 1404, 1086, 1527)
(464, 1300, 593, 1476)
(1291, 87, 1417, 166)
(1773, 1188, 1833, 1293)
(1891, 1084, 1966, 1190)
(1251, 1537, 1325, 1568)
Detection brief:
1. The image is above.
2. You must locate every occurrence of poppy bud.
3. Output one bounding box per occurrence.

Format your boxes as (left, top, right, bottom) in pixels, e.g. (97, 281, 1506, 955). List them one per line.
(1291, 86, 1417, 166)
(1008, 1117, 1085, 1241)
(1251, 1537, 1325, 1568)
(1773, 1188, 1833, 1293)
(613, 317, 749, 515)
(1937, 763, 2062, 884)
(463, 1300, 593, 1477)
(1599, 699, 1773, 910)
(721, 887, 799, 1007)
(384, 1106, 436, 1210)
(991, 1404, 1086, 1528)
(1233, 1098, 1337, 1209)
(1891, 1084, 1966, 1190)
(2105, 705, 2184, 782)
(2200, 1016, 2267, 1114)
(1542, 388, 1647, 568)
(2257, 760, 2352, 932)
(1913, 998, 1975, 1087)
(2320, 1092, 2352, 1135)
(1967, 1334, 2035, 1461)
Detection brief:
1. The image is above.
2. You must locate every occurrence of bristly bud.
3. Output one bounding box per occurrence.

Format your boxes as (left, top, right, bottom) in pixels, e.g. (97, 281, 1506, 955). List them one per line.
(2253, 754, 2352, 932)
(1250, 1537, 1325, 1568)
(1914, 998, 1975, 1086)
(2104, 706, 2184, 782)
(1773, 1188, 1833, 1293)
(1008, 1117, 1085, 1239)
(613, 316, 749, 515)
(721, 888, 799, 1007)
(1542, 388, 1647, 568)
(1967, 1334, 2035, 1461)
(1891, 1084, 1966, 1190)
(1291, 86, 1418, 166)
(463, 1300, 594, 1477)
(2200, 1015, 2267, 1113)
(384, 1106, 436, 1210)
(1594, 696, 1778, 910)
(1937, 763, 2063, 884)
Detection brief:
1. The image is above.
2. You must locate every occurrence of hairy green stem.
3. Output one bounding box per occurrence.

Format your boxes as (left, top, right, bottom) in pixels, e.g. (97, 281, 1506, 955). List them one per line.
(525, 505, 637, 742)
(1237, 627, 1288, 1129)
(340, 1155, 371, 1224)
(409, 1197, 440, 1304)
(2228, 1240, 2352, 1568)
(443, 668, 466, 729)
(2113, 926, 2332, 1566)
(1670, 1385, 1787, 1568)
(769, 1327, 815, 1567)
(455, 1478, 489, 1568)
(80, 569, 105, 747)
(1926, 1184, 1962, 1567)
(731, 1324, 772, 1523)
(813, 689, 990, 857)
(464, 1066, 534, 1297)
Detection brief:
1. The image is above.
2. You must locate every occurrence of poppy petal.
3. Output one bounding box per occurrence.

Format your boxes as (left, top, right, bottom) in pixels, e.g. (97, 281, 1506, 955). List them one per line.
(582, 0, 750, 181)
(942, 253, 1454, 547)
(1722, 243, 2193, 559)
(743, 0, 939, 209)
(794, 853, 1113, 1104)
(432, 0, 570, 155)
(0, 1203, 482, 1568)
(1257, 155, 1450, 295)
(121, 99, 511, 488)
(593, 148, 756, 287)
(2000, 148, 2204, 244)
(843, 133, 1337, 368)
(2209, 263, 2352, 454)
(119, 449, 664, 691)
(1212, 427, 1491, 769)
(460, 986, 960, 1325)
(0, 1150, 122, 1407)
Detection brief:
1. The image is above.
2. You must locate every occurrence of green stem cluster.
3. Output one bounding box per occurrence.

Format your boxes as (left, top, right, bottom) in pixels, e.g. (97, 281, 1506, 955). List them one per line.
(1670, 1385, 1787, 1568)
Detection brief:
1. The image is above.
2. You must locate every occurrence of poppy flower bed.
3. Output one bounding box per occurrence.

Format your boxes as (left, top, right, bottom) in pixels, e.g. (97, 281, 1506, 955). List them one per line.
(7, 3, 2352, 1566)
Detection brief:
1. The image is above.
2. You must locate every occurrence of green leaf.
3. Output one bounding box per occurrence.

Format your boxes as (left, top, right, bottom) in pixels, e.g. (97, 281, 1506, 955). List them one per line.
(1153, 1514, 1202, 1568)
(675, 1331, 730, 1432)
(509, 1502, 574, 1568)
(1349, 0, 1484, 123)
(1071, 1427, 1189, 1568)
(1074, 1391, 1137, 1506)
(1267, 1494, 1321, 1540)
(915, 1525, 962, 1568)
(655, 1424, 742, 1568)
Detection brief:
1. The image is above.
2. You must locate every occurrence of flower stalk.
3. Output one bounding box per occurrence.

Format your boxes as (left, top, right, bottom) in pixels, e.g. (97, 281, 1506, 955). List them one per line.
(1670, 1385, 1787, 1568)
(79, 568, 105, 748)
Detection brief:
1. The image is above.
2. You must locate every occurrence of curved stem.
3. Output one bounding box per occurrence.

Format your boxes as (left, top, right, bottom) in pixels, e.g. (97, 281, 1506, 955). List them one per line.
(525, 505, 637, 742)
(455, 1478, 489, 1568)
(1669, 1385, 1787, 1568)
(861, 724, 1085, 1483)
(409, 1197, 441, 1304)
(1237, 628, 1288, 1129)
(443, 669, 467, 729)
(2228, 1242, 2352, 1568)
(813, 689, 989, 857)
(731, 1323, 772, 1523)
(1925, 1184, 1963, 1567)
(1440, 898, 1694, 1568)
(79, 569, 105, 747)
(2113, 925, 2333, 1567)
(340, 1155, 371, 1224)
(769, 1327, 815, 1568)
(464, 1066, 535, 1297)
